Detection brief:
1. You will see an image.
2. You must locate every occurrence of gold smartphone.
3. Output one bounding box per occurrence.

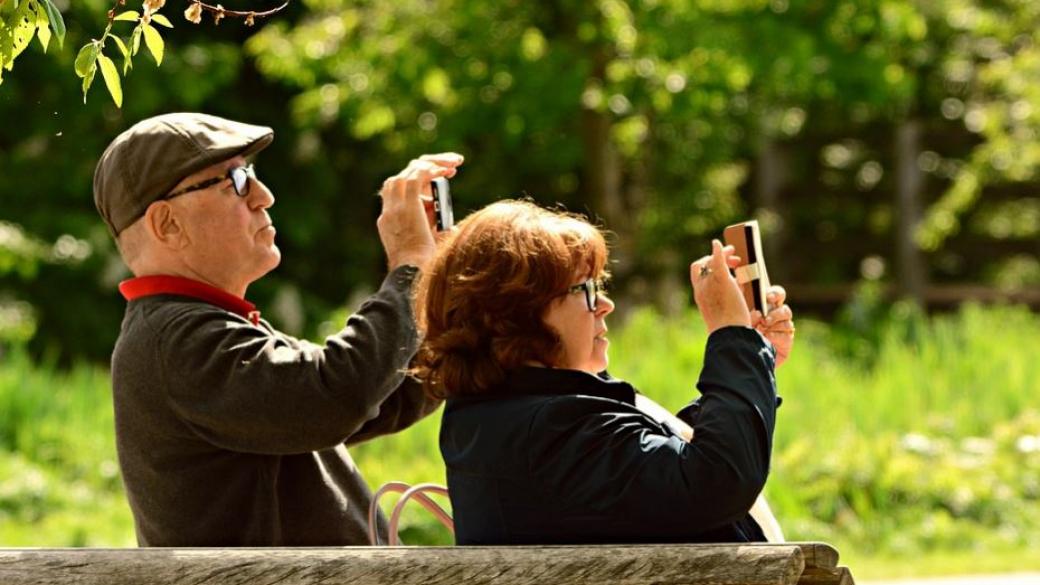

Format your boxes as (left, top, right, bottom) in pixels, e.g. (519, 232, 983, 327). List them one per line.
(723, 220, 771, 313)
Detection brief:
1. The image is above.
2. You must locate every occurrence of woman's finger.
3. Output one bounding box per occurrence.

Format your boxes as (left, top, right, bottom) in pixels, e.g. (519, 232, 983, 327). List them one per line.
(766, 304, 793, 325)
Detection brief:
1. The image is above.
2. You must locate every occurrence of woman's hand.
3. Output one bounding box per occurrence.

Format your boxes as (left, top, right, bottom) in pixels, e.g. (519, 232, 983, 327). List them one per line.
(751, 285, 795, 367)
(691, 239, 751, 334)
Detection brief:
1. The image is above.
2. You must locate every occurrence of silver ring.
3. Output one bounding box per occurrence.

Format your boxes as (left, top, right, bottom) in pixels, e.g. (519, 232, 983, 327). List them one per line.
(699, 264, 712, 278)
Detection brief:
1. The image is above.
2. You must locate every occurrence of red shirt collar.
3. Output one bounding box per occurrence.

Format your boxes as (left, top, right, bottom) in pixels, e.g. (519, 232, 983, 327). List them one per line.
(119, 275, 261, 325)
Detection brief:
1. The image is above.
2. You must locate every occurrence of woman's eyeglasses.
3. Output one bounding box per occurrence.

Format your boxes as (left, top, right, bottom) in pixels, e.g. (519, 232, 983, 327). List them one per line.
(567, 278, 608, 312)
(163, 164, 256, 200)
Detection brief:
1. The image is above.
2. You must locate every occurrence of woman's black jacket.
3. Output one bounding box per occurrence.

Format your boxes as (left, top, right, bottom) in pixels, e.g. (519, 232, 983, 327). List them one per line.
(440, 326, 780, 545)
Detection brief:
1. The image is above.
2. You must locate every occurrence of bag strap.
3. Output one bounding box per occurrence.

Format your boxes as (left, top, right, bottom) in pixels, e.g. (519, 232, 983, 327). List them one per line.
(368, 481, 454, 546)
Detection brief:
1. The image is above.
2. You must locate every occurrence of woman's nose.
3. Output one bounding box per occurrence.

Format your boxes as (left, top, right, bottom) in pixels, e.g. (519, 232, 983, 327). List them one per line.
(596, 293, 615, 316)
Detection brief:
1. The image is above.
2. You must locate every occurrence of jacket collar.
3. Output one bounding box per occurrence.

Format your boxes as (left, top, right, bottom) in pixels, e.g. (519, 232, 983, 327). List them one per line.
(119, 275, 261, 325)
(498, 366, 637, 405)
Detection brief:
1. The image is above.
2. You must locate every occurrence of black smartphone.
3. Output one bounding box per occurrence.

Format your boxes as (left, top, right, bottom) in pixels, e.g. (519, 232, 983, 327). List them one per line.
(431, 177, 454, 231)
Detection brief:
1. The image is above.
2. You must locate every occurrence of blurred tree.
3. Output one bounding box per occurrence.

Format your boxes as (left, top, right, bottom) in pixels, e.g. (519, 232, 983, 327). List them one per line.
(246, 0, 1039, 305)
(1, 0, 1038, 363)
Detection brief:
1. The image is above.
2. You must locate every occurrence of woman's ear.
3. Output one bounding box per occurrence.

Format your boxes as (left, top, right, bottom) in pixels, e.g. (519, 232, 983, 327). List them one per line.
(144, 201, 189, 250)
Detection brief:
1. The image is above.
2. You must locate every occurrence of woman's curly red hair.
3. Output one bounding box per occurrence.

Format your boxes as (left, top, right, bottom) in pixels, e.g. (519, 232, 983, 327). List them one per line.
(413, 200, 609, 399)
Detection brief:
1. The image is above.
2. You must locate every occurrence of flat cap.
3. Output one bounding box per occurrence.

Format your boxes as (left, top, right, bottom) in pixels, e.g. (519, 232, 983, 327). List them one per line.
(94, 112, 274, 237)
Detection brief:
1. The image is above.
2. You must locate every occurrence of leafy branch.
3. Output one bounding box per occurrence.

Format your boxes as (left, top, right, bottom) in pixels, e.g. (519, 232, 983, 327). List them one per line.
(0, 0, 290, 107)
(183, 0, 289, 27)
(0, 0, 67, 85)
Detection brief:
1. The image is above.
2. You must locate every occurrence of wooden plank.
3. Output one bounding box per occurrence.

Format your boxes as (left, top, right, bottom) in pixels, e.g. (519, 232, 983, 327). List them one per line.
(790, 542, 839, 569)
(797, 566, 855, 585)
(0, 545, 806, 585)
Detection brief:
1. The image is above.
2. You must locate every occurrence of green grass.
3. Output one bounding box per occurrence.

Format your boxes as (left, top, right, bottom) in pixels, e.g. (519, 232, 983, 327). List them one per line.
(0, 350, 135, 547)
(1, 302, 1038, 579)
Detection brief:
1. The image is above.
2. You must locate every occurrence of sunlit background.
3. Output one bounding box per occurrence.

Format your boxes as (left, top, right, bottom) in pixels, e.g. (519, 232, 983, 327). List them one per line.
(1, 0, 1038, 579)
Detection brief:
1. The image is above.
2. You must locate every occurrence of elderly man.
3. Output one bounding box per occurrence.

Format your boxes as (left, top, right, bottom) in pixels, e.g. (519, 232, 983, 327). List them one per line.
(93, 112, 459, 546)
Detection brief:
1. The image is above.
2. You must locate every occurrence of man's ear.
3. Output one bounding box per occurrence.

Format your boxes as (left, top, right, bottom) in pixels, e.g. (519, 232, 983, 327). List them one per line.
(143, 201, 189, 250)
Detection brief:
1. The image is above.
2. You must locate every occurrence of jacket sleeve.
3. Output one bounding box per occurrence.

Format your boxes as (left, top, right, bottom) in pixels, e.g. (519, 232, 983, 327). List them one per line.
(155, 265, 426, 455)
(345, 373, 442, 446)
(527, 326, 777, 536)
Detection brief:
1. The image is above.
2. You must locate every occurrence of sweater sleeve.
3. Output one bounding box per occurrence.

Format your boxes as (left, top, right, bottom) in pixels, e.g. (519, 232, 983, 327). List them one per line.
(155, 265, 429, 455)
(527, 326, 777, 536)
(345, 373, 442, 446)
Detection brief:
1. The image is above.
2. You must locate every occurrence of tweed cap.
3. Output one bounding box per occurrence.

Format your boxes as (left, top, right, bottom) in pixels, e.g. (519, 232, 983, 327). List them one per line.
(94, 112, 274, 237)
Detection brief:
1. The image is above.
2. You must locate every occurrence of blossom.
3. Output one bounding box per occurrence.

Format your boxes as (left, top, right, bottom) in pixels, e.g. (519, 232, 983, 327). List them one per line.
(184, 1, 202, 24)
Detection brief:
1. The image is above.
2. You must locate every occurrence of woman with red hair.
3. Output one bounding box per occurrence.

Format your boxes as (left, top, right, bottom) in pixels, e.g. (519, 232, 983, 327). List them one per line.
(413, 200, 794, 544)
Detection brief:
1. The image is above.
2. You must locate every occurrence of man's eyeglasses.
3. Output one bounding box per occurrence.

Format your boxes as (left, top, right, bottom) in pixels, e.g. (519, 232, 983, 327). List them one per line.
(163, 164, 256, 200)
(567, 278, 608, 312)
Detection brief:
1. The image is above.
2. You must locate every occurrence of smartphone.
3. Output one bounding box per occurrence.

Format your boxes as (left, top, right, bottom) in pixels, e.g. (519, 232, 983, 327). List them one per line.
(431, 177, 454, 231)
(722, 220, 771, 313)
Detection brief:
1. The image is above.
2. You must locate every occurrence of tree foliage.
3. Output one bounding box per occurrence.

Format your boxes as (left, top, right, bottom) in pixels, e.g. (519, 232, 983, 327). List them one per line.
(245, 0, 1039, 289)
(0, 0, 1038, 361)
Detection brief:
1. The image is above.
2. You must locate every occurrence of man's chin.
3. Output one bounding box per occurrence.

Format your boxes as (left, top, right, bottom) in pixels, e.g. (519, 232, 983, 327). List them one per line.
(258, 248, 282, 276)
(269, 249, 282, 269)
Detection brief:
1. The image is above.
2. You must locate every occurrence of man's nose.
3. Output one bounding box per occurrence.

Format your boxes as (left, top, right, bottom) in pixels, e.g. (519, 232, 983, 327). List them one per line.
(248, 179, 275, 210)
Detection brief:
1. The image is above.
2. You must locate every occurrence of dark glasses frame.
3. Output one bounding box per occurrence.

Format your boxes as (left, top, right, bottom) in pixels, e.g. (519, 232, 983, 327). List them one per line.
(163, 164, 256, 201)
(566, 278, 607, 312)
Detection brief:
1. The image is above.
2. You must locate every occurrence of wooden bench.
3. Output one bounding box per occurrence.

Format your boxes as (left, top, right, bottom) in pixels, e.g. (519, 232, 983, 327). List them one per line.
(0, 542, 853, 585)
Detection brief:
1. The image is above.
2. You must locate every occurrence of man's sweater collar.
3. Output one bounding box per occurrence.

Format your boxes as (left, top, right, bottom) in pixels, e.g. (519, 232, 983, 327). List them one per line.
(119, 275, 261, 325)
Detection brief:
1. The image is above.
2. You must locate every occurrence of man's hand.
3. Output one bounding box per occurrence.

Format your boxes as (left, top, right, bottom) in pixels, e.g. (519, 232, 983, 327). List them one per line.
(751, 285, 795, 367)
(691, 239, 752, 334)
(377, 153, 464, 270)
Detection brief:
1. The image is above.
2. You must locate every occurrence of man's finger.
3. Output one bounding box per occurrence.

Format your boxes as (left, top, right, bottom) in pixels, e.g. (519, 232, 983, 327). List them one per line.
(418, 152, 465, 166)
(423, 198, 437, 230)
(403, 159, 453, 179)
(380, 177, 405, 203)
(402, 173, 426, 205)
(400, 165, 454, 199)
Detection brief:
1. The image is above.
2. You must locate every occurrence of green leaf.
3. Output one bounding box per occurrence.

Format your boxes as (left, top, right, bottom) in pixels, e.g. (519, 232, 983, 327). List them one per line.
(107, 33, 132, 74)
(74, 42, 98, 78)
(151, 13, 173, 28)
(107, 33, 128, 58)
(35, 1, 50, 53)
(1, 17, 14, 72)
(113, 11, 140, 22)
(97, 53, 122, 108)
(130, 26, 141, 55)
(142, 23, 163, 65)
(5, 0, 35, 66)
(39, 0, 63, 48)
(0, 17, 5, 78)
(81, 66, 96, 103)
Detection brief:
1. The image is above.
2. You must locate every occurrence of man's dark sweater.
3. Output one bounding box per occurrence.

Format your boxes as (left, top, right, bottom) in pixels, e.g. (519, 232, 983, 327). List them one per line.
(111, 265, 439, 546)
